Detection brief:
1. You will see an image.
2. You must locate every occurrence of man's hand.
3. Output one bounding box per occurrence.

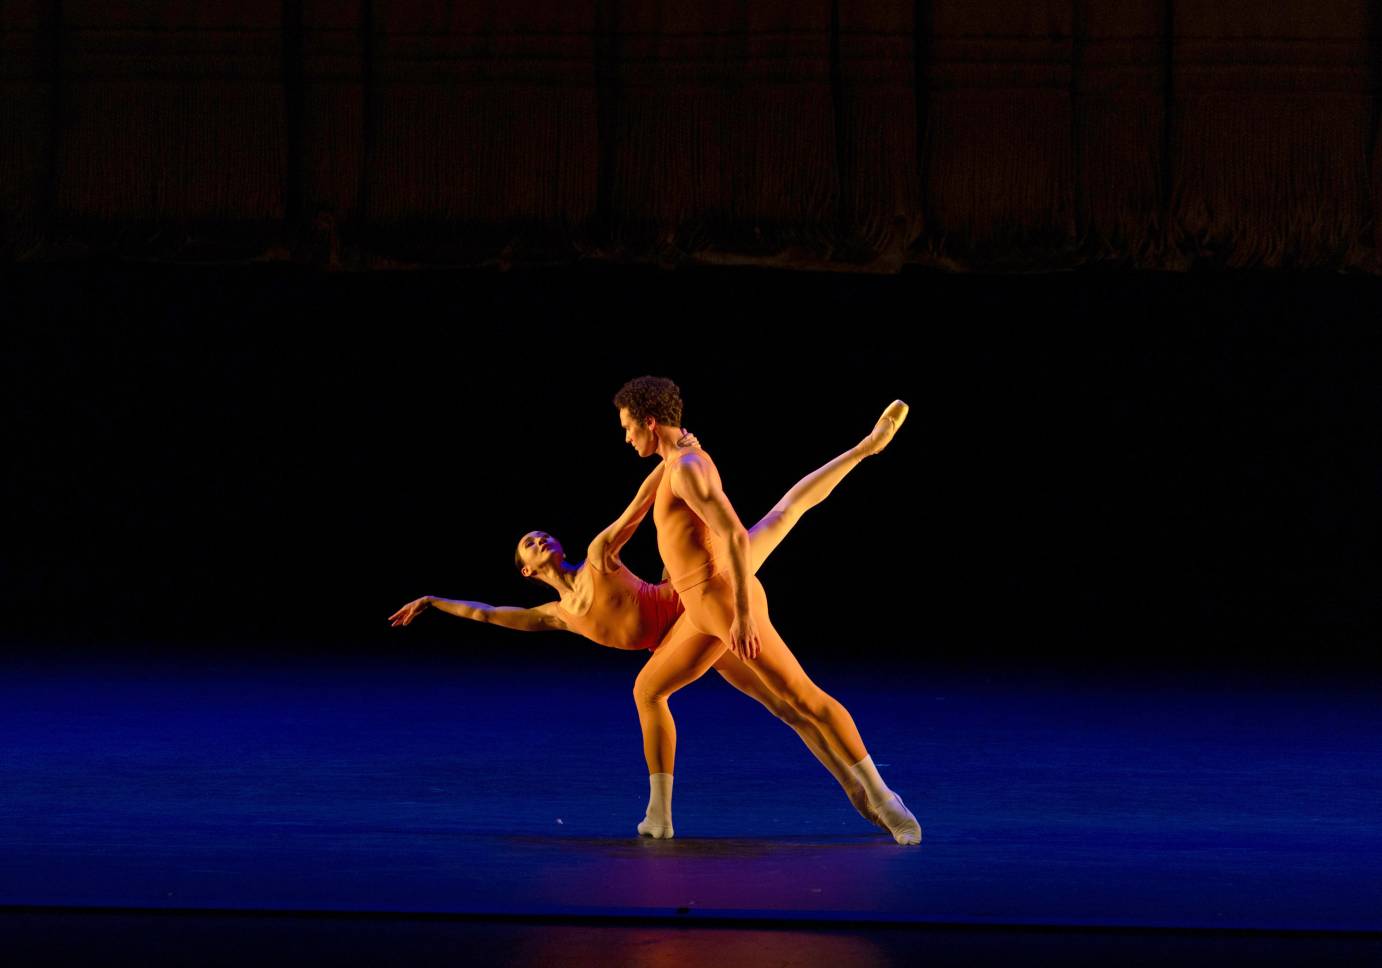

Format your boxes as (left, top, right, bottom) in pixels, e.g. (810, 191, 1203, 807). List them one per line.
(389, 597, 432, 627)
(729, 611, 761, 660)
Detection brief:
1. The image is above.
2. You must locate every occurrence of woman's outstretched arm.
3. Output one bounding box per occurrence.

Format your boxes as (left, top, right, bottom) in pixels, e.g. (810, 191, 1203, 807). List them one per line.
(389, 596, 566, 632)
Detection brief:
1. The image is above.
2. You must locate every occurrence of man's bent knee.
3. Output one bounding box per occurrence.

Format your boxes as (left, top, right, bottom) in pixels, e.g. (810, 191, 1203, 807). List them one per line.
(633, 679, 670, 707)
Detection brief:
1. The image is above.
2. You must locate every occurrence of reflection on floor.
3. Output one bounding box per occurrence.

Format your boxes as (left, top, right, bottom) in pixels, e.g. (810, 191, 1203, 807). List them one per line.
(2, 650, 1379, 962)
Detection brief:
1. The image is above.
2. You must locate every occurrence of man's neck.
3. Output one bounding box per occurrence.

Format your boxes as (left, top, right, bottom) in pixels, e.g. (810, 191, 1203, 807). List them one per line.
(654, 426, 688, 461)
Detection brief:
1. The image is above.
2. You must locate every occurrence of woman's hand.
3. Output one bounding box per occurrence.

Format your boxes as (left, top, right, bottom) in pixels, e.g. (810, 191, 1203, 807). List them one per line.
(677, 429, 702, 448)
(389, 597, 432, 627)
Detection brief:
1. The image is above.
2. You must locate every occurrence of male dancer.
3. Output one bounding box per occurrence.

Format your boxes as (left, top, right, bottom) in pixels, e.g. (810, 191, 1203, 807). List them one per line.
(615, 376, 921, 844)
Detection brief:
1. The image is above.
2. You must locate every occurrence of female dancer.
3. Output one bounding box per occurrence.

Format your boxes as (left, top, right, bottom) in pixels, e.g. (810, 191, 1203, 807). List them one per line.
(390, 402, 909, 835)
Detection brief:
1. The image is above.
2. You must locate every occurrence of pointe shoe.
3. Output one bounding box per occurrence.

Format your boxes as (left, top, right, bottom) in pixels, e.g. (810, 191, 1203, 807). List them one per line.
(863, 399, 909, 456)
(875, 792, 922, 846)
(850, 788, 890, 832)
(637, 817, 675, 840)
(859, 801, 890, 833)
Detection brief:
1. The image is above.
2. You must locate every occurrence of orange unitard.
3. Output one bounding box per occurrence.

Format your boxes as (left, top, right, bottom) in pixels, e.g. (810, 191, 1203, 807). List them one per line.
(553, 561, 683, 652)
(634, 447, 871, 771)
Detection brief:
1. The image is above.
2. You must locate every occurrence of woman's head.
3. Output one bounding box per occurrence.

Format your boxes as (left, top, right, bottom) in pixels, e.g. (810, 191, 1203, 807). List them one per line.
(514, 530, 566, 580)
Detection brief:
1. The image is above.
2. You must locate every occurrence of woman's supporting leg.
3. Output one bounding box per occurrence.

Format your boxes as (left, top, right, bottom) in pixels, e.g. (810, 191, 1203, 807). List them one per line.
(743, 608, 921, 845)
(713, 652, 883, 828)
(680, 574, 921, 845)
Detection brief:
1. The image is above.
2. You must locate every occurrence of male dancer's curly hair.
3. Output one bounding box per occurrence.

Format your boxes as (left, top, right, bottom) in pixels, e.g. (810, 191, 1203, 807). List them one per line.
(613, 376, 683, 427)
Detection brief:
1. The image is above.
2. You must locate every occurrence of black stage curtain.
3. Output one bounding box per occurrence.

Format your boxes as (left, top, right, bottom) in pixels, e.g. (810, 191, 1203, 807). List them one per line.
(2, 0, 1379, 269)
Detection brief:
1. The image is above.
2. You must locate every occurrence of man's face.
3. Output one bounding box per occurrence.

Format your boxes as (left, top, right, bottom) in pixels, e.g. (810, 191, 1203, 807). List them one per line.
(619, 407, 657, 458)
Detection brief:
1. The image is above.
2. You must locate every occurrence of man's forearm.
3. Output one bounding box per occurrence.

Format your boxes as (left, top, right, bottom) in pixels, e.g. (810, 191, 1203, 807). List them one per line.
(726, 529, 752, 615)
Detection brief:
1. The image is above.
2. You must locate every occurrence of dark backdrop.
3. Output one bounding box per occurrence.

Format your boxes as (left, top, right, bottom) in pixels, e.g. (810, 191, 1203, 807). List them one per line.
(5, 0, 1382, 271)
(5, 264, 1378, 670)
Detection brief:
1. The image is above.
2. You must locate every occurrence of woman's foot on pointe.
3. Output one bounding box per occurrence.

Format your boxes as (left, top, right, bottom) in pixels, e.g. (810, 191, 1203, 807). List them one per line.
(860, 400, 909, 457)
(637, 816, 675, 840)
(849, 787, 890, 831)
(875, 792, 922, 845)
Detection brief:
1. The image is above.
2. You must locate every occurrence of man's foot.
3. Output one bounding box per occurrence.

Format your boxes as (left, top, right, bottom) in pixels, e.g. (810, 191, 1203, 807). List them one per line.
(875, 792, 922, 845)
(637, 816, 675, 840)
(638, 773, 674, 839)
(861, 400, 909, 457)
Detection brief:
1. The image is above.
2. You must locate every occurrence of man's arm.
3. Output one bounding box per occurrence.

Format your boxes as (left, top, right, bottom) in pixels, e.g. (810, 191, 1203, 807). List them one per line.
(669, 454, 761, 660)
(586, 463, 665, 572)
(389, 597, 567, 633)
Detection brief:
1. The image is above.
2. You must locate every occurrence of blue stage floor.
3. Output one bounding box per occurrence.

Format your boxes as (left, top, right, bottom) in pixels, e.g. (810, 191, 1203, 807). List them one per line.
(3, 651, 1379, 934)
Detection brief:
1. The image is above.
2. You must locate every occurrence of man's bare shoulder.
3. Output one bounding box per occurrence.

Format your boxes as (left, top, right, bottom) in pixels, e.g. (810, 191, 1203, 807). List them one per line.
(669, 449, 713, 475)
(667, 449, 724, 501)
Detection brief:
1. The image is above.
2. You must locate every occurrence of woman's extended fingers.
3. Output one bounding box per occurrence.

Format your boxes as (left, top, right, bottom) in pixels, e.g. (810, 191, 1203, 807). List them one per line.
(389, 599, 425, 626)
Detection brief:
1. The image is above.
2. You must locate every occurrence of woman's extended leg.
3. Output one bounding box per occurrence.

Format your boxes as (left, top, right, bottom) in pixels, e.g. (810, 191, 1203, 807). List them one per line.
(748, 400, 908, 572)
